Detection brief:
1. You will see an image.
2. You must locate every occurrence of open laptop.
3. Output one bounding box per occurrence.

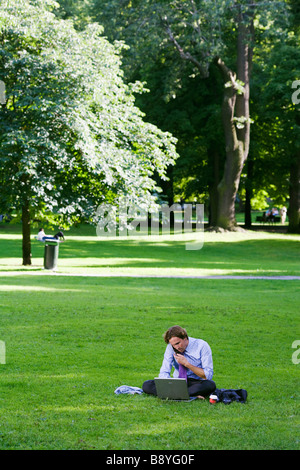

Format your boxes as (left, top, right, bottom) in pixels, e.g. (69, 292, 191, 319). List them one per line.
(154, 378, 197, 401)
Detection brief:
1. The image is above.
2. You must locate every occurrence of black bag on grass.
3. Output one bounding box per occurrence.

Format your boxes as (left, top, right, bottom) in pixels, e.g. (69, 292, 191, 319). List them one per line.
(214, 388, 247, 404)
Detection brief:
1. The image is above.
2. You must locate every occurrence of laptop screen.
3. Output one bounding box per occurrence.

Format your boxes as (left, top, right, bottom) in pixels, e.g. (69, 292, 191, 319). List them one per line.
(154, 378, 192, 400)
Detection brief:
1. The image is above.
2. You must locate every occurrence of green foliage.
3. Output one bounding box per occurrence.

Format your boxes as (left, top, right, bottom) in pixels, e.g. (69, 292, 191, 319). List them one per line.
(244, 6, 300, 209)
(89, 0, 296, 212)
(17, 0, 300, 225)
(53, 0, 93, 29)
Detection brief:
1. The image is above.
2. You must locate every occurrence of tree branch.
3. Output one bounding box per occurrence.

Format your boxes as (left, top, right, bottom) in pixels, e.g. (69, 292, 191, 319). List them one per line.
(162, 19, 209, 78)
(214, 56, 239, 91)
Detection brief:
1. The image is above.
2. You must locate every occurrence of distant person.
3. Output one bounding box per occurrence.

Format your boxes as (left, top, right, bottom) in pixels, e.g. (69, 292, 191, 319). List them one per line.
(268, 207, 278, 223)
(37, 228, 64, 241)
(262, 208, 271, 222)
(37, 228, 46, 240)
(142, 325, 216, 399)
(280, 206, 287, 224)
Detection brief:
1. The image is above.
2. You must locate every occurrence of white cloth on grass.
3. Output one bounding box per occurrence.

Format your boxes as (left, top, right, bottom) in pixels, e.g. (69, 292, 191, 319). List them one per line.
(114, 385, 143, 395)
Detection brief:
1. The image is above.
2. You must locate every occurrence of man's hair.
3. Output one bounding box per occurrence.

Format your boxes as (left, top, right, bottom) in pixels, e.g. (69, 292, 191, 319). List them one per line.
(163, 325, 188, 344)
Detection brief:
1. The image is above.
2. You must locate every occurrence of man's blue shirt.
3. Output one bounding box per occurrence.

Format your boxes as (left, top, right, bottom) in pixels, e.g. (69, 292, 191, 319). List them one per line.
(158, 336, 214, 381)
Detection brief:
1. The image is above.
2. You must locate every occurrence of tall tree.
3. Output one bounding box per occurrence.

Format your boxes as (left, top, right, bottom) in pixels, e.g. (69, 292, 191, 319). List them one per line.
(90, 0, 257, 230)
(0, 0, 178, 264)
(59, 0, 299, 230)
(247, 0, 300, 232)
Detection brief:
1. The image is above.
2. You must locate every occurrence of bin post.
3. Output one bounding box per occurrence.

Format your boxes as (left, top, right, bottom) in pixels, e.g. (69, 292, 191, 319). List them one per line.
(44, 242, 59, 270)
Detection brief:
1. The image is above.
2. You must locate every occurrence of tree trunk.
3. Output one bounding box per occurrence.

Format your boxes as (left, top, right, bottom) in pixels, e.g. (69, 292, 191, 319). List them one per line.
(245, 155, 253, 228)
(164, 3, 253, 231)
(208, 147, 221, 226)
(214, 63, 248, 229)
(22, 200, 32, 265)
(215, 12, 252, 230)
(288, 154, 300, 233)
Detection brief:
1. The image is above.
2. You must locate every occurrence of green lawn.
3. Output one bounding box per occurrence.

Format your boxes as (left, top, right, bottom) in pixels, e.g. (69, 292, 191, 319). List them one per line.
(0, 222, 299, 277)
(0, 223, 299, 449)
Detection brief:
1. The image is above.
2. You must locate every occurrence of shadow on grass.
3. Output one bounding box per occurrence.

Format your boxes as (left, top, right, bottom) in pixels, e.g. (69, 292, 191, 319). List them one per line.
(0, 235, 299, 276)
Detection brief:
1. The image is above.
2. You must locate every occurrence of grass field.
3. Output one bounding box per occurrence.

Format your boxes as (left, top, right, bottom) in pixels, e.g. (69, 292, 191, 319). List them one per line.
(0, 222, 299, 277)
(0, 223, 299, 450)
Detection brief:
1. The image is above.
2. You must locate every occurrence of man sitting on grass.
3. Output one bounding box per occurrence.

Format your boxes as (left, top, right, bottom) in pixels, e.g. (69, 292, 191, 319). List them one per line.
(142, 325, 216, 399)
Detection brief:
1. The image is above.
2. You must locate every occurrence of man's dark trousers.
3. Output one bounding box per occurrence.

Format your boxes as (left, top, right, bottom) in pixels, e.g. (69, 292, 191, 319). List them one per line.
(142, 378, 216, 397)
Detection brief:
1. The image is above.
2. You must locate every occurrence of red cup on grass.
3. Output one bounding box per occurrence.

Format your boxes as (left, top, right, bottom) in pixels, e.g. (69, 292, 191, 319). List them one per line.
(209, 394, 218, 404)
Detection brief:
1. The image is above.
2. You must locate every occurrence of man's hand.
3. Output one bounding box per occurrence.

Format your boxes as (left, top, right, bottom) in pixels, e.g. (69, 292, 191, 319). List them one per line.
(174, 353, 207, 379)
(174, 353, 189, 368)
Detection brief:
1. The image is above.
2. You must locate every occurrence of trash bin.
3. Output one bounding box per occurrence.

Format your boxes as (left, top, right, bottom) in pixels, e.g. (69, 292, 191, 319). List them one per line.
(44, 242, 59, 270)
